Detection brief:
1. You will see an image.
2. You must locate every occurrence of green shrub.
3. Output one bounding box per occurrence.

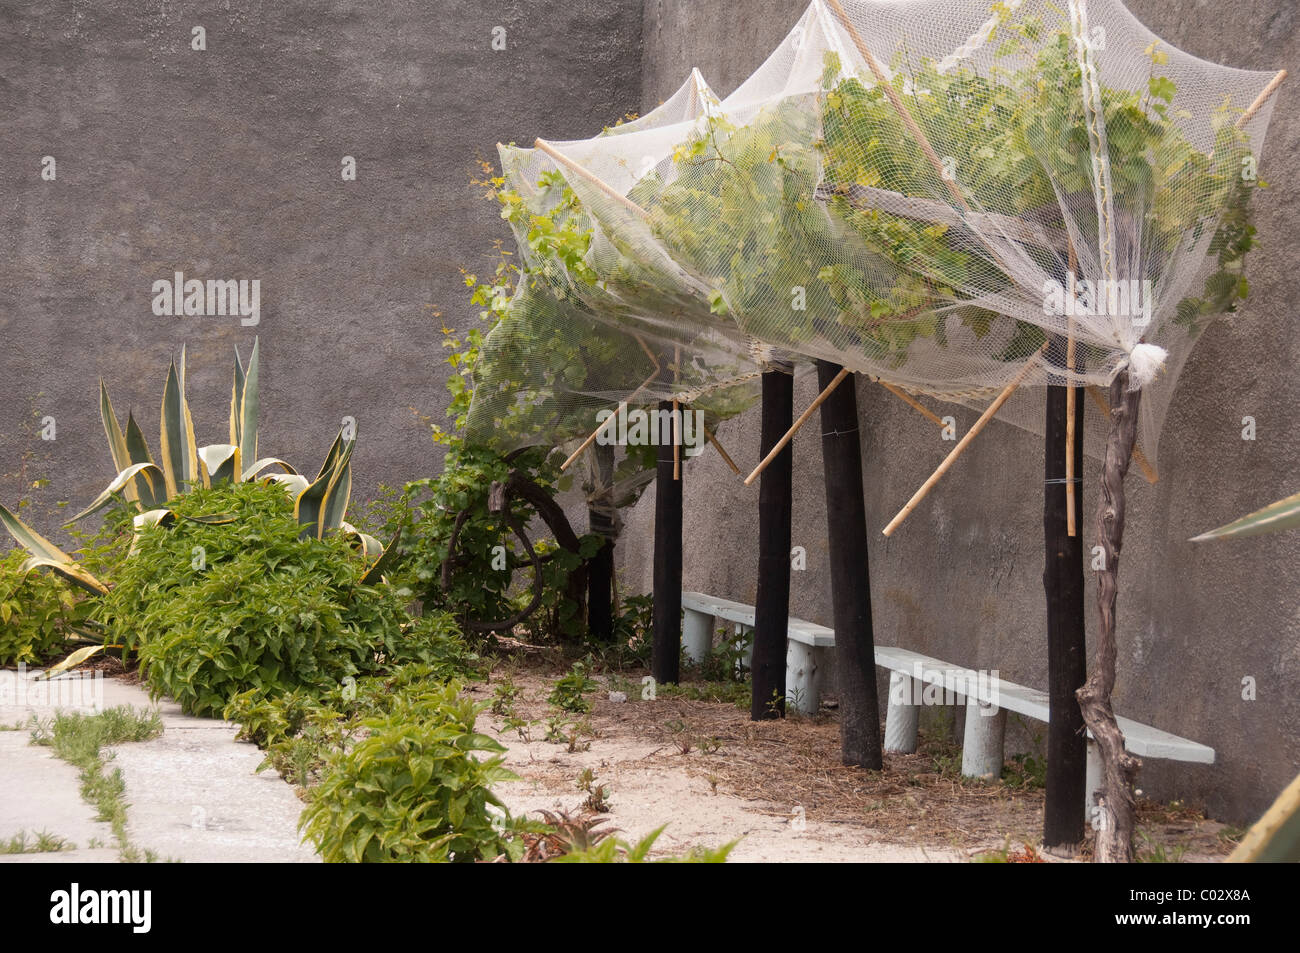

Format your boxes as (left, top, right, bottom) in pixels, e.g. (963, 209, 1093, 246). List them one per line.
(299, 681, 518, 862)
(97, 481, 472, 716)
(224, 661, 484, 785)
(0, 549, 82, 666)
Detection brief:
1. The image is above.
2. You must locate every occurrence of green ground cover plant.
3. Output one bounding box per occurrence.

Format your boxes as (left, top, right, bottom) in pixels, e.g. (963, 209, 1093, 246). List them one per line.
(29, 706, 165, 862)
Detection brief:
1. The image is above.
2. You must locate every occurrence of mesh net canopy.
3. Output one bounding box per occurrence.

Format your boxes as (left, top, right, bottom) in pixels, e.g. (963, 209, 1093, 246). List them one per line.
(465, 0, 1280, 506)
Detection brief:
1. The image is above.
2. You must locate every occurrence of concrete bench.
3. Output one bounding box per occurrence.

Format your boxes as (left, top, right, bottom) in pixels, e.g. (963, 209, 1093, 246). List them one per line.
(879, 647, 1215, 818)
(682, 591, 833, 714)
(681, 591, 1215, 820)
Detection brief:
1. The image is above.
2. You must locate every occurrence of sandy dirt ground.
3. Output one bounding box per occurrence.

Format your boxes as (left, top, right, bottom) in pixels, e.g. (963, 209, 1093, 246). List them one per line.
(470, 663, 1238, 863)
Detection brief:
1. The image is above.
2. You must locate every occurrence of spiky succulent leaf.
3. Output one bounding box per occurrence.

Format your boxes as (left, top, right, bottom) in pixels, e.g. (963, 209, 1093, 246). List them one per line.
(160, 353, 198, 499)
(68, 463, 166, 523)
(1190, 490, 1300, 542)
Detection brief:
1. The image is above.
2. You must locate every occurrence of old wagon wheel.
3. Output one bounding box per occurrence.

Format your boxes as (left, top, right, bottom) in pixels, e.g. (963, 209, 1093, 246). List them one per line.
(440, 464, 586, 633)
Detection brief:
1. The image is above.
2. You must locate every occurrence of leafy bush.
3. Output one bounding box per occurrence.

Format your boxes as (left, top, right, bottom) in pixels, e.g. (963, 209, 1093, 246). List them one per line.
(224, 661, 483, 783)
(0, 549, 82, 666)
(97, 481, 472, 716)
(299, 681, 518, 862)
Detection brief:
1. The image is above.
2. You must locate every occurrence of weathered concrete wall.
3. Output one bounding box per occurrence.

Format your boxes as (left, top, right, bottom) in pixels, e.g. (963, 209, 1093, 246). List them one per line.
(632, 0, 1300, 826)
(0, 0, 642, 530)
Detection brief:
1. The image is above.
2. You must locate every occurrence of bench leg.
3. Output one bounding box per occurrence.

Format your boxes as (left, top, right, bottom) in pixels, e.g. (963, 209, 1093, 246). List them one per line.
(785, 640, 819, 715)
(736, 623, 753, 676)
(1084, 739, 1102, 827)
(884, 672, 920, 754)
(682, 609, 713, 664)
(960, 699, 1006, 780)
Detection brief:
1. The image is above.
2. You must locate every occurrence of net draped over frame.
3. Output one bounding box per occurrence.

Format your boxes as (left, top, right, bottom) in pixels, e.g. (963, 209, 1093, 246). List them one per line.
(466, 0, 1278, 510)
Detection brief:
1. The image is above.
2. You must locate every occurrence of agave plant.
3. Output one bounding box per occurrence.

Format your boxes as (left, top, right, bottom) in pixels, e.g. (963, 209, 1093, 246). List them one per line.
(1190, 490, 1300, 542)
(0, 342, 393, 596)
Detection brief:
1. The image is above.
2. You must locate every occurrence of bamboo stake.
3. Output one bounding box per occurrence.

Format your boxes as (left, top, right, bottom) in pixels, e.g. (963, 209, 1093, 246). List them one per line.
(560, 340, 661, 471)
(744, 367, 850, 486)
(561, 404, 622, 472)
(1236, 70, 1287, 129)
(824, 0, 970, 211)
(703, 424, 740, 474)
(882, 345, 1046, 536)
(672, 348, 681, 480)
(1066, 340, 1077, 537)
(534, 139, 649, 219)
(673, 398, 681, 480)
(1085, 386, 1157, 484)
(1066, 239, 1079, 538)
(877, 380, 946, 428)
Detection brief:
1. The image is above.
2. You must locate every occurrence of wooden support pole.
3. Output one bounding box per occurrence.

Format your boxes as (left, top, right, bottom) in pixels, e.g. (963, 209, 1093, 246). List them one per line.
(703, 424, 740, 474)
(1236, 70, 1287, 128)
(534, 139, 649, 219)
(744, 367, 848, 486)
(561, 340, 660, 472)
(824, 0, 970, 212)
(877, 380, 946, 428)
(882, 346, 1045, 536)
(562, 404, 622, 472)
(1044, 374, 1087, 849)
(1077, 372, 1144, 863)
(651, 399, 682, 686)
(817, 361, 883, 767)
(751, 370, 793, 721)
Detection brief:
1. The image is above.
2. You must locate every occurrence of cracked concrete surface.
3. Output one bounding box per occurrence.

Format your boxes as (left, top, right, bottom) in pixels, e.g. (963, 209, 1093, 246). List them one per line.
(0, 669, 318, 863)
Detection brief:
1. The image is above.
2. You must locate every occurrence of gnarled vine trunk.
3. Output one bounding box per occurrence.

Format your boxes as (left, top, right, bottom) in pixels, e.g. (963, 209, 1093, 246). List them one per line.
(1077, 371, 1143, 863)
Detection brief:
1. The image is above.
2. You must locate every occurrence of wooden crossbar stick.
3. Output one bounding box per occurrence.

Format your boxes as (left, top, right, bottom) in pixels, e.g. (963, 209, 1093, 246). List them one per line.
(744, 367, 849, 486)
(703, 424, 740, 474)
(1236, 70, 1287, 128)
(825, 0, 969, 212)
(534, 139, 649, 219)
(876, 380, 946, 428)
(882, 345, 1047, 536)
(561, 339, 661, 471)
(561, 403, 623, 472)
(1085, 386, 1158, 484)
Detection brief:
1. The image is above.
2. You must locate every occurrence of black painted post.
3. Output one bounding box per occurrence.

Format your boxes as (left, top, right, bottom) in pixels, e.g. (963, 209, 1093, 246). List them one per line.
(817, 361, 883, 768)
(1043, 379, 1087, 847)
(652, 400, 682, 686)
(752, 368, 793, 721)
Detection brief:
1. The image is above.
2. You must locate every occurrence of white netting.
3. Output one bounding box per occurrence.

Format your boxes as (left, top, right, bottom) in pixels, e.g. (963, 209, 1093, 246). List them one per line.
(466, 0, 1278, 487)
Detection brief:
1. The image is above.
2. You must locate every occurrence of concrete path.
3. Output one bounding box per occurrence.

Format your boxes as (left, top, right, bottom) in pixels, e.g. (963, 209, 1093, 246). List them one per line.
(0, 668, 318, 863)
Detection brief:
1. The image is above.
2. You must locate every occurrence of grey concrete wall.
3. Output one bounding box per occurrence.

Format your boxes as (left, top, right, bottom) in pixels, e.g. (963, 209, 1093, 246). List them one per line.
(0, 0, 642, 531)
(630, 0, 1300, 826)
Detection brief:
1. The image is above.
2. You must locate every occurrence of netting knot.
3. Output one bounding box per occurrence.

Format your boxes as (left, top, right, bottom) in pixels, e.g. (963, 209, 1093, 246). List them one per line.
(1124, 342, 1168, 391)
